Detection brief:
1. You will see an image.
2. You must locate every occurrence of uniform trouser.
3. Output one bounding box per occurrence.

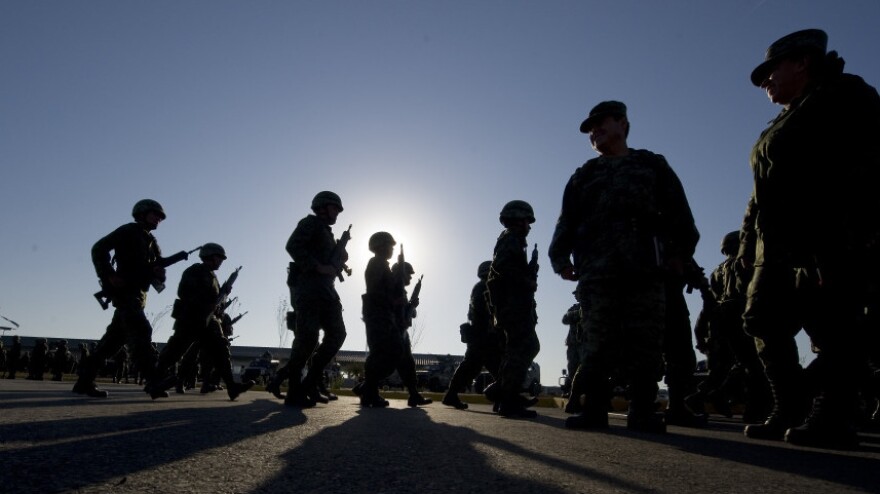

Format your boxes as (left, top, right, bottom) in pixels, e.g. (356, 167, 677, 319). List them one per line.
(663, 281, 697, 405)
(495, 301, 539, 394)
(449, 333, 504, 392)
(78, 301, 157, 385)
(156, 319, 235, 386)
(577, 278, 665, 414)
(744, 261, 866, 420)
(363, 312, 409, 391)
(280, 296, 347, 391)
(177, 341, 204, 386)
(705, 303, 769, 408)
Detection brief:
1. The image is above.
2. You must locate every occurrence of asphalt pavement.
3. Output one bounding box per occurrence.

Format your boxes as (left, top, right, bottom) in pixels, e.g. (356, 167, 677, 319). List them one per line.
(1, 379, 878, 493)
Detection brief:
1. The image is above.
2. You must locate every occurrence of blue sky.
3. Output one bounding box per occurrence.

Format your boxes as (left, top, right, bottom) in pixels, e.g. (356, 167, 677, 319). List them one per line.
(2, 1, 878, 383)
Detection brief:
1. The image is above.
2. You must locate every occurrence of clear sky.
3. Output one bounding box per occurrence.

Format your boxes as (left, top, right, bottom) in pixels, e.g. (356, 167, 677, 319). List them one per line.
(2, 1, 878, 385)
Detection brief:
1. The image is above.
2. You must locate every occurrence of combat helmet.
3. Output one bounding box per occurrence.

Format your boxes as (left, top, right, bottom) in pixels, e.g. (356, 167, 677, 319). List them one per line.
(132, 199, 166, 220)
(721, 231, 740, 256)
(311, 191, 344, 212)
(499, 200, 535, 225)
(199, 242, 228, 260)
(477, 261, 492, 279)
(368, 231, 396, 253)
(392, 261, 414, 276)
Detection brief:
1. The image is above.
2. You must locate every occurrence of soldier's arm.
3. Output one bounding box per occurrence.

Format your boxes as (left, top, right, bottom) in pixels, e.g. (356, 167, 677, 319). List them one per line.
(737, 194, 758, 267)
(656, 158, 699, 262)
(548, 175, 579, 278)
(286, 218, 322, 272)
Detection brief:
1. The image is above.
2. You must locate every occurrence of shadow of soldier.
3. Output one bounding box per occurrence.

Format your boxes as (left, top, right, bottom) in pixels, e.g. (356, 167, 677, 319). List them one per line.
(0, 394, 304, 493)
(255, 403, 652, 494)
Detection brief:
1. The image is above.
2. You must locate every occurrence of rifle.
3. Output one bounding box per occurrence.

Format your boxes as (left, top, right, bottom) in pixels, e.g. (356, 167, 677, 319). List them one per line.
(93, 246, 202, 310)
(229, 311, 248, 326)
(216, 266, 242, 311)
(402, 275, 423, 329)
(220, 296, 238, 313)
(330, 224, 353, 282)
(528, 243, 539, 278)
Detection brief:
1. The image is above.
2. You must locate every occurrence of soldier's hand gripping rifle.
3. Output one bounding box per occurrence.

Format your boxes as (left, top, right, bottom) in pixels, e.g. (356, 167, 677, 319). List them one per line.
(215, 266, 242, 314)
(330, 224, 353, 282)
(93, 246, 202, 310)
(402, 274, 424, 330)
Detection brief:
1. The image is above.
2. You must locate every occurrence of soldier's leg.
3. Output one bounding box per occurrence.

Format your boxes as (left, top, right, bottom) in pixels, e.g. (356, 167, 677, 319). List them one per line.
(624, 281, 667, 433)
(73, 309, 128, 397)
(496, 309, 540, 418)
(200, 321, 253, 401)
(300, 301, 347, 401)
(444, 342, 485, 409)
(663, 281, 706, 427)
(281, 303, 321, 406)
(361, 318, 398, 408)
(785, 266, 864, 448)
(566, 282, 614, 429)
(743, 264, 809, 440)
(397, 333, 431, 407)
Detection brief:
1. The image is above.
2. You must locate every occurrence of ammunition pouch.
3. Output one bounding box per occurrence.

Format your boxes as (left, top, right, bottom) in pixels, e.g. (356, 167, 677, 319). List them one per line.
(286, 310, 296, 331)
(459, 322, 473, 344)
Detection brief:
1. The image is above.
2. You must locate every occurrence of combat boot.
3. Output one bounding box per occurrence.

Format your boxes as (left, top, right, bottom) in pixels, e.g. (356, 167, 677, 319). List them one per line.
(784, 395, 860, 449)
(318, 381, 338, 401)
(483, 381, 501, 404)
(227, 380, 255, 401)
(497, 392, 537, 419)
(284, 390, 317, 408)
(664, 406, 708, 428)
(565, 406, 609, 430)
(706, 390, 734, 418)
(626, 410, 667, 433)
(72, 380, 109, 398)
(175, 382, 185, 394)
(564, 393, 583, 414)
(360, 390, 389, 408)
(407, 393, 433, 407)
(351, 381, 364, 396)
(442, 393, 469, 410)
(200, 382, 218, 394)
(266, 376, 286, 399)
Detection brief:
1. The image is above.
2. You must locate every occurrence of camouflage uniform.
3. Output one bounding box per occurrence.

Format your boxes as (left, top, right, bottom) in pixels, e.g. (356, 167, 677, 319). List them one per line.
(76, 221, 163, 394)
(703, 246, 769, 421)
(550, 148, 698, 427)
(443, 263, 505, 409)
(740, 32, 880, 446)
(276, 214, 347, 404)
(360, 255, 405, 404)
(561, 302, 582, 397)
(154, 260, 249, 400)
(487, 227, 540, 410)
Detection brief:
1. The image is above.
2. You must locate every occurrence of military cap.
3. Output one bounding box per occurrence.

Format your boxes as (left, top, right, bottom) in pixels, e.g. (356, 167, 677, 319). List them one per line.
(579, 100, 627, 134)
(751, 29, 827, 86)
